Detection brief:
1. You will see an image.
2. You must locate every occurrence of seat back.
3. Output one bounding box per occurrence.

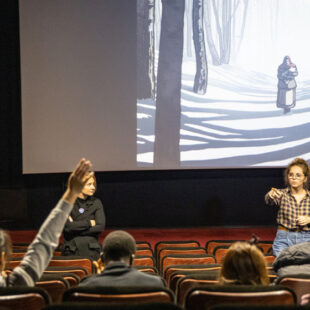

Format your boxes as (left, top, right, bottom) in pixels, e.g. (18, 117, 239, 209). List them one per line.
(264, 255, 275, 264)
(206, 240, 239, 254)
(212, 245, 230, 264)
(161, 254, 216, 275)
(136, 241, 152, 249)
(134, 266, 159, 275)
(277, 275, 310, 304)
(133, 255, 155, 267)
(257, 241, 273, 254)
(43, 301, 183, 310)
(158, 247, 207, 270)
(36, 274, 71, 303)
(155, 241, 200, 264)
(185, 285, 296, 310)
(48, 256, 93, 275)
(7, 256, 93, 275)
(63, 286, 174, 304)
(163, 264, 221, 284)
(177, 274, 220, 306)
(136, 248, 154, 257)
(170, 268, 220, 292)
(44, 266, 88, 279)
(0, 287, 50, 310)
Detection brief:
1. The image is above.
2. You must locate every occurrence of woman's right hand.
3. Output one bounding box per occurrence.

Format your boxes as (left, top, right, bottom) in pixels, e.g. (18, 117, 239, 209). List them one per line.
(268, 187, 282, 202)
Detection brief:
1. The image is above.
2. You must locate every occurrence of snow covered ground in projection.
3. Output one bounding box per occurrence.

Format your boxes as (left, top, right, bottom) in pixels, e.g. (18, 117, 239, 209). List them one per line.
(137, 62, 310, 168)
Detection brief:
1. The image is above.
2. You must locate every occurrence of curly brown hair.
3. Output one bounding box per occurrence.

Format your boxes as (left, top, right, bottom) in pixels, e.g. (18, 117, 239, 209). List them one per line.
(284, 158, 310, 189)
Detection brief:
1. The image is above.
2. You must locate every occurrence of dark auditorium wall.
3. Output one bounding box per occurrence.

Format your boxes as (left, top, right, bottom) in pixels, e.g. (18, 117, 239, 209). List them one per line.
(0, 0, 282, 230)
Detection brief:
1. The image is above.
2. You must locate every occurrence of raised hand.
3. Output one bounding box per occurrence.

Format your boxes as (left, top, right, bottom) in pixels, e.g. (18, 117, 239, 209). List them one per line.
(268, 187, 282, 202)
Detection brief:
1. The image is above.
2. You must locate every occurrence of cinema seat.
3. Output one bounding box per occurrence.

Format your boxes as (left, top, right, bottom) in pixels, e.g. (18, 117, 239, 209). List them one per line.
(44, 266, 88, 280)
(163, 263, 221, 284)
(133, 255, 155, 268)
(176, 273, 221, 305)
(155, 241, 200, 265)
(43, 301, 183, 310)
(158, 247, 207, 270)
(185, 285, 296, 310)
(170, 267, 220, 292)
(36, 274, 70, 303)
(276, 275, 310, 304)
(136, 241, 152, 249)
(0, 287, 51, 310)
(62, 286, 174, 304)
(161, 254, 216, 276)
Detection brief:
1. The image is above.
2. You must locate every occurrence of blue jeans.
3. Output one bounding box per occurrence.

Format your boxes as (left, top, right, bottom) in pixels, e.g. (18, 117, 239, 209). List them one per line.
(273, 229, 310, 256)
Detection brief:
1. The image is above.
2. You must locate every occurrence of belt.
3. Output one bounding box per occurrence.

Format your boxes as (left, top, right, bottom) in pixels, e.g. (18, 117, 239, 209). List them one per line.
(278, 225, 303, 232)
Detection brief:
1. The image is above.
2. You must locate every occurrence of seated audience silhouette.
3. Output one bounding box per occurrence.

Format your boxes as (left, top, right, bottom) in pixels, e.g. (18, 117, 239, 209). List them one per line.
(218, 241, 270, 285)
(0, 158, 92, 287)
(79, 230, 165, 287)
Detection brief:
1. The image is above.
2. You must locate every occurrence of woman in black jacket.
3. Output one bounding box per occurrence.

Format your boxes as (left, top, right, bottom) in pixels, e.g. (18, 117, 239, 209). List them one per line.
(62, 173, 105, 261)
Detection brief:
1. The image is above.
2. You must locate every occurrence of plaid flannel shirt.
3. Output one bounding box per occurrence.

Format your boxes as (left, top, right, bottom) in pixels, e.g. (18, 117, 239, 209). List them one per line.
(265, 188, 310, 231)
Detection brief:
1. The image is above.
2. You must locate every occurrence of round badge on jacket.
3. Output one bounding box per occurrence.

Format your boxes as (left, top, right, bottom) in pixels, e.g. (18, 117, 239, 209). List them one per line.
(79, 208, 85, 214)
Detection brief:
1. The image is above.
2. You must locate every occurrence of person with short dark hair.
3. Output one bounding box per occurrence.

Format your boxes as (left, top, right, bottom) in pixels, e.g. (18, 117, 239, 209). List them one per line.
(265, 158, 310, 256)
(0, 158, 92, 287)
(218, 241, 269, 285)
(79, 230, 165, 287)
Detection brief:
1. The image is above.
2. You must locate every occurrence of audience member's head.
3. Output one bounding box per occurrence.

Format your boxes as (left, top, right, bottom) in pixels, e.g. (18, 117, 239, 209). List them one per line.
(0, 229, 12, 272)
(218, 241, 269, 285)
(102, 230, 136, 266)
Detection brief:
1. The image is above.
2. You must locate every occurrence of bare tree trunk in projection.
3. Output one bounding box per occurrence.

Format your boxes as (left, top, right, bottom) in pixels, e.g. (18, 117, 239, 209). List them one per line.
(212, 0, 224, 62)
(235, 0, 248, 57)
(231, 0, 240, 58)
(137, 0, 155, 99)
(204, 0, 220, 65)
(154, 0, 185, 168)
(193, 0, 208, 94)
(155, 0, 161, 49)
(221, 0, 231, 64)
(186, 0, 193, 57)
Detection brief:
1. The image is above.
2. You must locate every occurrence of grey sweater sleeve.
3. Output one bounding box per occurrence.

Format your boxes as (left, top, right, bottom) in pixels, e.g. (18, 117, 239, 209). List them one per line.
(9, 199, 74, 286)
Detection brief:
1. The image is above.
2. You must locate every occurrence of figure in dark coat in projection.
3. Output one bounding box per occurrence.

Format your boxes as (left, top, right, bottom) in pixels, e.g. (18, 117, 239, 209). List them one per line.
(277, 56, 298, 114)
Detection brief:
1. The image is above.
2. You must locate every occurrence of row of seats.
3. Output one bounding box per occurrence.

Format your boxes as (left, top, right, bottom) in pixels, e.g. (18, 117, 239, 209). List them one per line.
(6, 239, 294, 310)
(0, 284, 298, 310)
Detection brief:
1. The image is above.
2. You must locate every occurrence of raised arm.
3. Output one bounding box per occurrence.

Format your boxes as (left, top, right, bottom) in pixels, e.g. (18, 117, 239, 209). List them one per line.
(8, 158, 92, 286)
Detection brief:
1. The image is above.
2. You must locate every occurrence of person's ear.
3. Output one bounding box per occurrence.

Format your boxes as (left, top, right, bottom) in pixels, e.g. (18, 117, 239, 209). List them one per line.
(129, 254, 135, 266)
(100, 252, 105, 265)
(0, 252, 6, 272)
(304, 176, 308, 187)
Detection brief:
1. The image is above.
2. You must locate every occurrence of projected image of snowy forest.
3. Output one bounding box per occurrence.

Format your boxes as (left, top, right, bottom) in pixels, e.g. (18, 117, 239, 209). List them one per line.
(137, 0, 310, 169)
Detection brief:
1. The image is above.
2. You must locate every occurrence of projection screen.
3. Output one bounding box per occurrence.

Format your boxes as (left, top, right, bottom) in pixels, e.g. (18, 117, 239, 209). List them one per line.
(20, 0, 310, 173)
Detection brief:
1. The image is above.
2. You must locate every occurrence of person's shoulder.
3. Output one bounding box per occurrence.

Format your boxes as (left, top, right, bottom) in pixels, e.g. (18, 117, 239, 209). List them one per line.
(91, 196, 102, 203)
(79, 274, 101, 286)
(131, 269, 164, 284)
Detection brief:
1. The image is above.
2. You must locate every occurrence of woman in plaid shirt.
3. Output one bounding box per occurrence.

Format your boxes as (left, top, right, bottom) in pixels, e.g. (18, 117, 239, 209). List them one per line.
(265, 158, 310, 256)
